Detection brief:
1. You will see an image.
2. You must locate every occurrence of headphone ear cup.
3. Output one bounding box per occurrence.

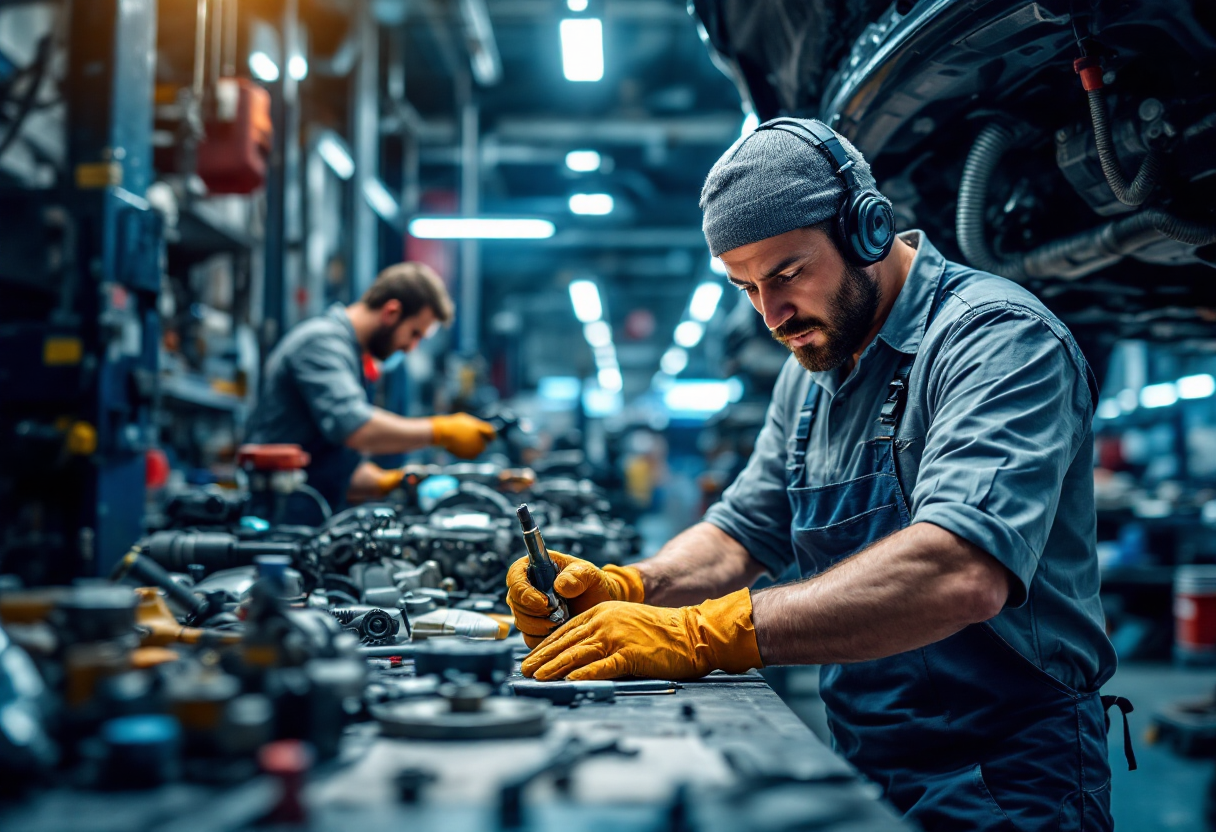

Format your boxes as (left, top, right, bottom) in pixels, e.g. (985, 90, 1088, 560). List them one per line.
(840, 193, 895, 265)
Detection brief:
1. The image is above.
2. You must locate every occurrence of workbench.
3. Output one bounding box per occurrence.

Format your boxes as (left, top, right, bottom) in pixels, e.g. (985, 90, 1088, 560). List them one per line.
(1, 666, 913, 832)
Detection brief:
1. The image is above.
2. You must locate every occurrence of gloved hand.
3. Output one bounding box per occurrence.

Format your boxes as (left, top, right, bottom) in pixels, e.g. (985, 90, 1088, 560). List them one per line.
(429, 413, 497, 459)
(375, 467, 407, 495)
(506, 551, 644, 648)
(519, 588, 763, 681)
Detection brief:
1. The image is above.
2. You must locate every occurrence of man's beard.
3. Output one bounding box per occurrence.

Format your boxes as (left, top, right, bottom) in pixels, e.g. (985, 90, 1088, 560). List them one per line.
(368, 324, 398, 361)
(769, 261, 880, 373)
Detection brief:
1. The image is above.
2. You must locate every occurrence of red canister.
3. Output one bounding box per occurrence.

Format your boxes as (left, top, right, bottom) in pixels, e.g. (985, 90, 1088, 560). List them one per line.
(1175, 565, 1216, 664)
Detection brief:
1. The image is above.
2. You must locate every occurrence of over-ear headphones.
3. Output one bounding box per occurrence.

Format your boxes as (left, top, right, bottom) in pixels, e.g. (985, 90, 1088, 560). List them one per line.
(754, 118, 895, 266)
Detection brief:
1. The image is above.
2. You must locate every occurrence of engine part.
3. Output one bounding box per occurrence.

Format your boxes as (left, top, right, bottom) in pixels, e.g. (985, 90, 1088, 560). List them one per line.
(99, 714, 182, 789)
(57, 585, 139, 645)
(0, 624, 56, 789)
(414, 639, 514, 685)
(142, 530, 298, 575)
(113, 551, 210, 624)
(410, 608, 509, 640)
(1075, 57, 1162, 208)
(517, 503, 568, 626)
(258, 740, 313, 825)
(330, 606, 403, 645)
(371, 681, 548, 740)
(133, 587, 242, 647)
(193, 565, 304, 603)
(956, 122, 1216, 281)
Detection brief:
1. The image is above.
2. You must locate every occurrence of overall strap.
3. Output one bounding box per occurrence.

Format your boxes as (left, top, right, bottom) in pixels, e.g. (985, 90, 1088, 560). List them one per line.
(1102, 695, 1138, 771)
(873, 361, 913, 443)
(871, 265, 951, 443)
(790, 382, 822, 471)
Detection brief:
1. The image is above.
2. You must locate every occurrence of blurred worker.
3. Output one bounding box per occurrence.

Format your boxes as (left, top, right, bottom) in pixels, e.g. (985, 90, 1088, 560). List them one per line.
(246, 262, 496, 518)
(507, 119, 1127, 830)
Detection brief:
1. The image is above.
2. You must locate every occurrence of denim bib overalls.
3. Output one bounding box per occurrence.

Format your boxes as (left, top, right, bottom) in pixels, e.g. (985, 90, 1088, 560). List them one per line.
(784, 279, 1132, 830)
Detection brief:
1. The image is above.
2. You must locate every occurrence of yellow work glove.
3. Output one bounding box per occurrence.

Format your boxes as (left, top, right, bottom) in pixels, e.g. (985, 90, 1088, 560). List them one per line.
(520, 588, 762, 681)
(375, 467, 407, 495)
(429, 413, 497, 459)
(506, 551, 644, 648)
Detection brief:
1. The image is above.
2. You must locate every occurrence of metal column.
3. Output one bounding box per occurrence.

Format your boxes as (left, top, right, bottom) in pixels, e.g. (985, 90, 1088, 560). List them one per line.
(458, 75, 480, 356)
(263, 0, 302, 344)
(351, 0, 380, 298)
(63, 0, 161, 575)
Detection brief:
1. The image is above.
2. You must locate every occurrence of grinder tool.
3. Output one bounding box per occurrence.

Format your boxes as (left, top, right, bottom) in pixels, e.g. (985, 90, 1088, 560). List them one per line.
(516, 504, 569, 628)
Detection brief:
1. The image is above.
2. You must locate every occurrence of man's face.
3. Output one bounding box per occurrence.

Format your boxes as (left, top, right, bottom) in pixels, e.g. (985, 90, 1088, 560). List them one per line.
(719, 226, 879, 373)
(368, 304, 439, 361)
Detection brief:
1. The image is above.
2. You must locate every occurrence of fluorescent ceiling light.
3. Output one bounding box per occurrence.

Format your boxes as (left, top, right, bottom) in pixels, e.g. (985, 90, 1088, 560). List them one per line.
(317, 135, 354, 180)
(408, 217, 556, 239)
(741, 112, 759, 137)
(660, 346, 687, 376)
(539, 376, 581, 402)
(583, 385, 622, 417)
(1178, 373, 1216, 400)
(592, 345, 617, 367)
(726, 377, 744, 402)
(560, 18, 603, 82)
(569, 279, 603, 322)
(567, 0, 589, 10)
(1117, 388, 1138, 413)
(674, 320, 704, 348)
(583, 320, 612, 348)
(689, 282, 724, 322)
(288, 55, 308, 81)
(598, 367, 623, 393)
(1140, 382, 1178, 409)
(249, 51, 280, 82)
(710, 256, 727, 276)
(363, 178, 400, 223)
(663, 380, 731, 414)
(565, 149, 602, 172)
(569, 193, 614, 215)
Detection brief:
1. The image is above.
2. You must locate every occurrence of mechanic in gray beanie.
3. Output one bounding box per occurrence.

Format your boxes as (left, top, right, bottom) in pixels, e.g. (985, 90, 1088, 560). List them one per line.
(700, 117, 876, 257)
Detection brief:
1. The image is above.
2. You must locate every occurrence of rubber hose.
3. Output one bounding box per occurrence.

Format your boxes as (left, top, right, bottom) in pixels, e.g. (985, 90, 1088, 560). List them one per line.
(955, 122, 1025, 279)
(1086, 88, 1161, 207)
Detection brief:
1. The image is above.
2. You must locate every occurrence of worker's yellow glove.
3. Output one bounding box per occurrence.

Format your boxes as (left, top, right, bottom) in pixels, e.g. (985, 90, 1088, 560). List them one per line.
(429, 413, 497, 459)
(520, 588, 763, 682)
(375, 468, 407, 495)
(506, 551, 644, 648)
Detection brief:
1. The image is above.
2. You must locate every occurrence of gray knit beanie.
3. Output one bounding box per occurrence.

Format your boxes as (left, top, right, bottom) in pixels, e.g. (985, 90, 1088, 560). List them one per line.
(700, 118, 876, 257)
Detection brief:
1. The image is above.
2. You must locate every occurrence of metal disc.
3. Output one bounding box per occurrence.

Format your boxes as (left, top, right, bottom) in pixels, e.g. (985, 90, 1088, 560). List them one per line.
(372, 696, 549, 740)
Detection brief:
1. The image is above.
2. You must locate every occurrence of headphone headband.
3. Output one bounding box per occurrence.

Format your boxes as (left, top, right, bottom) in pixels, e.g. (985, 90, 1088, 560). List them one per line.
(756, 118, 864, 193)
(750, 117, 895, 266)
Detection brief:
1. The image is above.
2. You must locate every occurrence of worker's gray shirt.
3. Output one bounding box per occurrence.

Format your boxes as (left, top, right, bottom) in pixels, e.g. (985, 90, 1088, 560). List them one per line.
(704, 231, 1117, 693)
(246, 304, 373, 507)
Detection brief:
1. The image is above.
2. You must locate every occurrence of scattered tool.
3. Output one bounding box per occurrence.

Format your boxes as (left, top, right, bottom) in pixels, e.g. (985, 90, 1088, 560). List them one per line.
(510, 678, 680, 705)
(516, 504, 568, 628)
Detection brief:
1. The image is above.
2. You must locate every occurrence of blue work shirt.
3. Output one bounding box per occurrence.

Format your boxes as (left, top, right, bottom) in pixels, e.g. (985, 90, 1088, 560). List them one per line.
(246, 304, 373, 512)
(704, 231, 1117, 692)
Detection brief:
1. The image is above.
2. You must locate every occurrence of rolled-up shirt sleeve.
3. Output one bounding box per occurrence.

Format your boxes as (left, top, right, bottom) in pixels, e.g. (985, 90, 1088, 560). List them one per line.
(287, 334, 374, 445)
(703, 359, 800, 575)
(910, 302, 1094, 607)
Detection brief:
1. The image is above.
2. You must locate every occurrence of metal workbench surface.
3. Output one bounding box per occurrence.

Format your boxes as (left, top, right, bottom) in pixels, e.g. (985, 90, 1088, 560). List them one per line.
(1, 669, 913, 832)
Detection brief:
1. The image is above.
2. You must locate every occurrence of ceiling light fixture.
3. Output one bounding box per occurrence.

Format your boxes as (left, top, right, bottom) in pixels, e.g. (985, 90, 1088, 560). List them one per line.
(568, 279, 603, 323)
(248, 51, 280, 82)
(560, 18, 603, 82)
(689, 282, 724, 322)
(565, 149, 602, 172)
(569, 193, 614, 215)
(408, 217, 556, 239)
(673, 320, 705, 348)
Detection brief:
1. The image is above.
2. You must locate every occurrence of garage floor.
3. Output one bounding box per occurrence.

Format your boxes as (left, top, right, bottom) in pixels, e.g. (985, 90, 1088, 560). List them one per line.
(767, 662, 1216, 830)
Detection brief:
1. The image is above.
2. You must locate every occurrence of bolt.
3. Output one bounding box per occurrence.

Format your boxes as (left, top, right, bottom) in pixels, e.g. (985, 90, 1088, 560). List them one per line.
(1138, 98, 1164, 122)
(1055, 128, 1069, 143)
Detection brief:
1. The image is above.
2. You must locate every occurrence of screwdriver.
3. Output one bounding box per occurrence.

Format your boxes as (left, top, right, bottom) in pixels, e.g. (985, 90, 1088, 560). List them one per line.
(516, 504, 569, 627)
